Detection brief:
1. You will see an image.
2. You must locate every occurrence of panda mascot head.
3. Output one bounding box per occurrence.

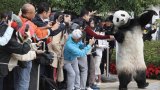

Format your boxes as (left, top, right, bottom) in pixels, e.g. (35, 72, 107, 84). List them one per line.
(112, 10, 157, 90)
(113, 10, 131, 28)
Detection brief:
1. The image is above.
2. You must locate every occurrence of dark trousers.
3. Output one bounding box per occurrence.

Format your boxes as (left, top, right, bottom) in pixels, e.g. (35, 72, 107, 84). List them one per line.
(100, 48, 113, 74)
(86, 55, 95, 87)
(0, 77, 4, 90)
(3, 70, 14, 90)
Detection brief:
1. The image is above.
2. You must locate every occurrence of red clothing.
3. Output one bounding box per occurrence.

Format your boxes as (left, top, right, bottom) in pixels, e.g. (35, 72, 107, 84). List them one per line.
(19, 16, 49, 39)
(84, 26, 110, 39)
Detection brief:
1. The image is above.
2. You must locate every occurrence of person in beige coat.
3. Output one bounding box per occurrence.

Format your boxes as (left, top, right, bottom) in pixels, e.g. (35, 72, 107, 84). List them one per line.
(48, 12, 72, 82)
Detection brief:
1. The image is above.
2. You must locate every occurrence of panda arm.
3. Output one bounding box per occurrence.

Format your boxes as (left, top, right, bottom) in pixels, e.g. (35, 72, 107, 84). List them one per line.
(138, 10, 157, 27)
(114, 31, 125, 43)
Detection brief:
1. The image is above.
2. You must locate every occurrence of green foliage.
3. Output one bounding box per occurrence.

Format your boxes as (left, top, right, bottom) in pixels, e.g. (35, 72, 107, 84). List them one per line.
(111, 41, 160, 66)
(105, 0, 160, 14)
(0, 0, 29, 14)
(0, 0, 159, 15)
(144, 41, 160, 66)
(49, 0, 160, 15)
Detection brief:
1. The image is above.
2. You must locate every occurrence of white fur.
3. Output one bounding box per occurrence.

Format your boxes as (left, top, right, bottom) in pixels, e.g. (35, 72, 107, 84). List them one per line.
(116, 26, 146, 75)
(113, 10, 131, 27)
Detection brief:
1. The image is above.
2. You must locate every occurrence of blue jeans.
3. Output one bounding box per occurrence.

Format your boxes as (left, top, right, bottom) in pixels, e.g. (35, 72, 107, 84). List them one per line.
(14, 61, 32, 90)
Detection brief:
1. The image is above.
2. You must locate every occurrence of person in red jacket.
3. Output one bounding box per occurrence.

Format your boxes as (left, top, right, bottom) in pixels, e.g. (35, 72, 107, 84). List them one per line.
(84, 18, 114, 40)
(84, 18, 114, 90)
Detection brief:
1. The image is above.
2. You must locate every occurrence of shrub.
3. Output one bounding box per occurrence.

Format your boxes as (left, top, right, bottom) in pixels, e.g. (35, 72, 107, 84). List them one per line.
(0, 0, 28, 14)
(144, 41, 160, 66)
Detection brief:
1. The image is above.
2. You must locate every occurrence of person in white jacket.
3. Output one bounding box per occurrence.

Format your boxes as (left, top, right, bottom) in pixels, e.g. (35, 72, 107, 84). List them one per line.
(0, 11, 22, 46)
(94, 31, 109, 85)
(0, 26, 14, 46)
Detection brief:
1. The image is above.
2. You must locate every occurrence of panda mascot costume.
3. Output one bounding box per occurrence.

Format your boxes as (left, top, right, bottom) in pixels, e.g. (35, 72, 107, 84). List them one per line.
(112, 10, 157, 90)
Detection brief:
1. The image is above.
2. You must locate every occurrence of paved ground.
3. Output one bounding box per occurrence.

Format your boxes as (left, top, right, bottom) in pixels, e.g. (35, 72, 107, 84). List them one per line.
(100, 79, 160, 90)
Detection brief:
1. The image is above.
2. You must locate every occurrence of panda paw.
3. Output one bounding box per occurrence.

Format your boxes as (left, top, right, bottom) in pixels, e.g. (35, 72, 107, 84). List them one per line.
(114, 31, 124, 43)
(138, 82, 149, 89)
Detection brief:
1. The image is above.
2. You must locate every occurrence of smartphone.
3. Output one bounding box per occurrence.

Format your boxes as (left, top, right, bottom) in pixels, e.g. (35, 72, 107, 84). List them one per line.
(41, 42, 45, 51)
(6, 11, 13, 23)
(25, 24, 29, 32)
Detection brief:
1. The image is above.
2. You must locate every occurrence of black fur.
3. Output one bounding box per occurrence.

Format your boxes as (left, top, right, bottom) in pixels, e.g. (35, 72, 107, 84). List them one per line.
(114, 31, 125, 43)
(139, 10, 158, 27)
(133, 70, 149, 89)
(118, 70, 149, 90)
(118, 72, 132, 90)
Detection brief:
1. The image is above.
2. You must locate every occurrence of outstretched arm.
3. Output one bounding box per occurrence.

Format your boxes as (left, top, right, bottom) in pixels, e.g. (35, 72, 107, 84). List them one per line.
(114, 31, 125, 43)
(139, 10, 157, 27)
(84, 26, 110, 39)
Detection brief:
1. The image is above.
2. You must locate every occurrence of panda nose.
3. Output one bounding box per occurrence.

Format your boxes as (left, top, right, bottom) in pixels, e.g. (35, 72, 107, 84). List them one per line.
(121, 19, 124, 21)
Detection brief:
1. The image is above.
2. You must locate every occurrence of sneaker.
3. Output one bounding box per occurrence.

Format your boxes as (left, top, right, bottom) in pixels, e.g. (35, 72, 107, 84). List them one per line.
(74, 88, 81, 90)
(96, 82, 101, 86)
(94, 82, 97, 86)
(86, 87, 93, 90)
(90, 85, 100, 89)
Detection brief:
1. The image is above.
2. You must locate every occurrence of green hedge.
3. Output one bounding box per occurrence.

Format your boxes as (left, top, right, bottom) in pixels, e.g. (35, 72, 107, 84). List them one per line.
(0, 0, 28, 14)
(111, 41, 160, 66)
(144, 41, 160, 66)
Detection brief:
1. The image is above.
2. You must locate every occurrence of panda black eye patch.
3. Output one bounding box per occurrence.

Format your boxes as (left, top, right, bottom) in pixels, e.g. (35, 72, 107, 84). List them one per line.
(117, 18, 119, 22)
(121, 14, 125, 17)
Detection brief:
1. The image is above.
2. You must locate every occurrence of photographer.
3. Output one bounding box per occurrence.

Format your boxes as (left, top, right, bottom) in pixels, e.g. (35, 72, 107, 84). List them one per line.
(0, 12, 14, 46)
(48, 11, 72, 82)
(143, 23, 157, 41)
(63, 29, 95, 90)
(100, 18, 116, 82)
(30, 2, 71, 90)
(0, 11, 32, 90)
(84, 18, 114, 90)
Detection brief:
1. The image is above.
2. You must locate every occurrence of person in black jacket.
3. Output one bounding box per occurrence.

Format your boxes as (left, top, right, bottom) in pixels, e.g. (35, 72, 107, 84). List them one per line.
(32, 2, 66, 36)
(143, 24, 157, 41)
(0, 15, 31, 90)
(31, 2, 71, 90)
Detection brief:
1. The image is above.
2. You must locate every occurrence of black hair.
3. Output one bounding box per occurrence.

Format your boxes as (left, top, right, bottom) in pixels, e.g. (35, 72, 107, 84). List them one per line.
(105, 15, 113, 22)
(63, 10, 71, 15)
(37, 2, 50, 14)
(0, 11, 12, 20)
(53, 12, 63, 22)
(0, 11, 12, 24)
(87, 18, 94, 26)
(80, 8, 89, 17)
(93, 16, 103, 25)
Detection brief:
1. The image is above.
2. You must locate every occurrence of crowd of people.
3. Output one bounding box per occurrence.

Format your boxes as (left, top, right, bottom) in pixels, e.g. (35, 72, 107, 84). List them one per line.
(0, 2, 157, 90)
(0, 2, 115, 90)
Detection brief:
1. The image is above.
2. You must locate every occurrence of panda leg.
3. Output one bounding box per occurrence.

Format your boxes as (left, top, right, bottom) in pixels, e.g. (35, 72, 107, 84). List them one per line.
(133, 70, 149, 89)
(118, 72, 132, 90)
